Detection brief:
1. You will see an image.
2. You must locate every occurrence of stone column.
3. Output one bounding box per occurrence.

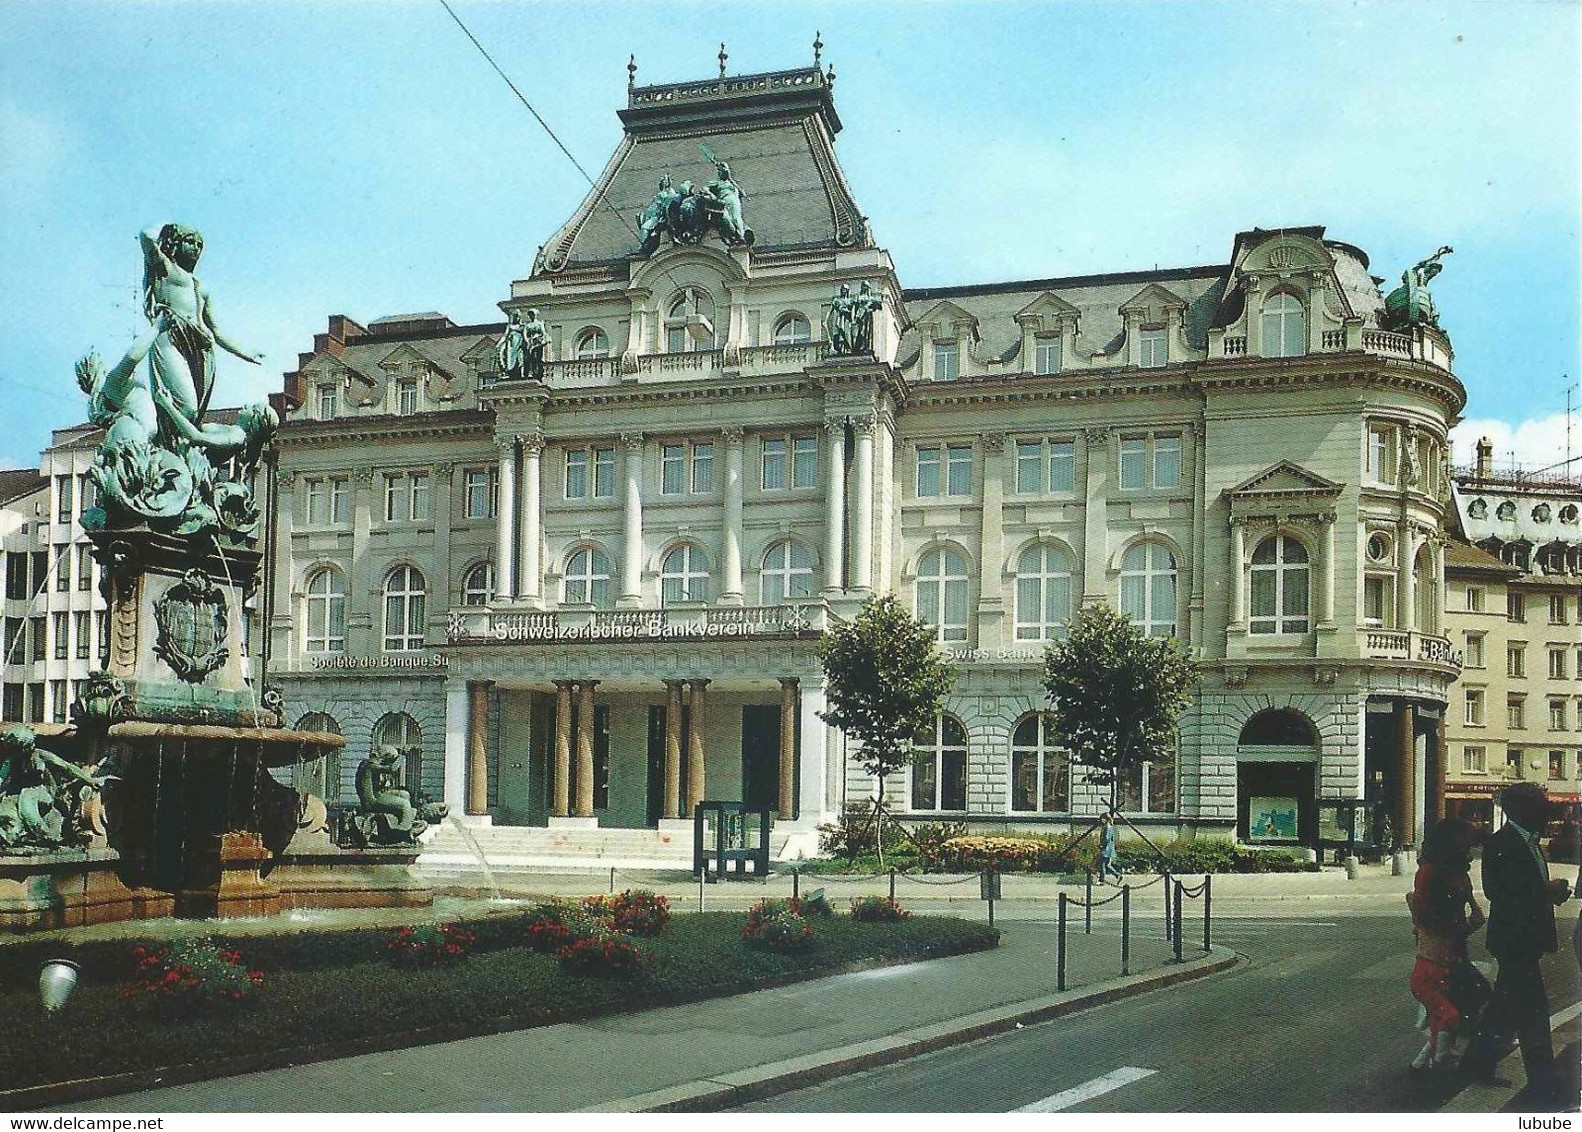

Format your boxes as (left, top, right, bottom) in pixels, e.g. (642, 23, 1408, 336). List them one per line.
(778, 678, 798, 818)
(1398, 523, 1415, 631)
(975, 432, 1007, 646)
(576, 680, 598, 818)
(619, 433, 645, 608)
(1318, 512, 1336, 626)
(686, 679, 709, 813)
(552, 680, 573, 818)
(1395, 701, 1416, 846)
(1429, 718, 1447, 825)
(442, 677, 468, 812)
(1228, 517, 1246, 628)
(797, 685, 829, 824)
(823, 418, 846, 594)
(1081, 428, 1110, 606)
(720, 427, 745, 605)
(495, 437, 517, 602)
(851, 416, 876, 592)
(466, 679, 491, 816)
(664, 680, 684, 820)
(517, 433, 543, 605)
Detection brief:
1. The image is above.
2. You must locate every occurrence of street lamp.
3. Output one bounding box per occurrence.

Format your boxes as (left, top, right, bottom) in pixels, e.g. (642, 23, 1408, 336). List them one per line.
(38, 959, 80, 1013)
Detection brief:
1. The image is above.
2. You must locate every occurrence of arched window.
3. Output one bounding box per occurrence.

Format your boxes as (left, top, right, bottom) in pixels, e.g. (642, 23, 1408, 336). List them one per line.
(1249, 535, 1310, 635)
(1496, 501, 1516, 521)
(1261, 292, 1306, 358)
(382, 565, 426, 651)
(1015, 542, 1074, 641)
(461, 561, 494, 607)
(290, 713, 343, 803)
(660, 543, 710, 606)
(303, 566, 346, 654)
(1238, 708, 1318, 747)
(574, 328, 609, 360)
(911, 713, 968, 812)
(563, 547, 614, 608)
(1120, 541, 1178, 638)
(1467, 498, 1488, 519)
(915, 547, 970, 642)
(760, 539, 814, 604)
(665, 289, 716, 354)
(372, 712, 424, 800)
(772, 313, 811, 345)
(1414, 544, 1437, 632)
(1010, 712, 1067, 813)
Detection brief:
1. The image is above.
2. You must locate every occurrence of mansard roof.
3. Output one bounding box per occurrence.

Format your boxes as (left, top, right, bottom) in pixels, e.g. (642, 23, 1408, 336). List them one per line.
(534, 66, 870, 275)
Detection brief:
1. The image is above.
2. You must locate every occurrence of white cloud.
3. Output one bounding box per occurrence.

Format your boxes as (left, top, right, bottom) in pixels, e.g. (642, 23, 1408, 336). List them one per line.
(1451, 413, 1578, 473)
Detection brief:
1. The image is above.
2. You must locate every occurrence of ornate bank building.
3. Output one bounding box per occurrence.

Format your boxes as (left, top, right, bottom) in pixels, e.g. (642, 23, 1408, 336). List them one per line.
(266, 55, 1466, 863)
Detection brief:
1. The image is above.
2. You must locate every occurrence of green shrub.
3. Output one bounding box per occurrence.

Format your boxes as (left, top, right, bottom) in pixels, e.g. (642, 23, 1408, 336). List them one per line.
(850, 895, 910, 922)
(118, 939, 263, 1014)
(817, 800, 882, 858)
(609, 889, 671, 936)
(386, 923, 477, 968)
(742, 900, 815, 951)
(554, 928, 648, 976)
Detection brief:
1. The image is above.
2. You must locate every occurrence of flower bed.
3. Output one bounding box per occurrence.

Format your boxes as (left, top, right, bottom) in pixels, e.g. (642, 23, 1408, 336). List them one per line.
(742, 899, 815, 952)
(119, 939, 263, 1013)
(850, 895, 910, 922)
(386, 923, 477, 968)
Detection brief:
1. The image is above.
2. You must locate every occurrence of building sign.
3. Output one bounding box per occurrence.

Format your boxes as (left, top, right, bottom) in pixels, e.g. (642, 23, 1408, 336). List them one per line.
(447, 605, 818, 645)
(309, 654, 448, 671)
(944, 647, 1044, 664)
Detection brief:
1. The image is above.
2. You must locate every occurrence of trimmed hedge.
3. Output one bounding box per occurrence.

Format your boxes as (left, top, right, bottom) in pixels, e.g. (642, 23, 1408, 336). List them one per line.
(803, 835, 1317, 875)
(0, 912, 998, 1096)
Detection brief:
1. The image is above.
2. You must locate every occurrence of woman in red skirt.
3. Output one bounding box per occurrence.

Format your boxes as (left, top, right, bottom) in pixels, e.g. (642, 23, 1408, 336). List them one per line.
(1407, 818, 1487, 1070)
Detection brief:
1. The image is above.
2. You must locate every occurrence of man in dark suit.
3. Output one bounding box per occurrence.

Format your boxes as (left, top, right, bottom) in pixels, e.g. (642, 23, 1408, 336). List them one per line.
(1462, 783, 1572, 1098)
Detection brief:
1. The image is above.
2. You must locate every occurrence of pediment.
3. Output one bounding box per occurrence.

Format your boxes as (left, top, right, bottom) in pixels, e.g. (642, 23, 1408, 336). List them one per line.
(377, 343, 432, 370)
(1015, 291, 1081, 324)
(1119, 283, 1187, 316)
(1225, 461, 1343, 498)
(914, 299, 979, 334)
(1239, 233, 1331, 275)
(458, 334, 498, 365)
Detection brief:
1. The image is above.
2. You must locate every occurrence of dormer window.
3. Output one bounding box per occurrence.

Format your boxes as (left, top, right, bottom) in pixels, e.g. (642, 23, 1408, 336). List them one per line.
(1139, 326, 1167, 368)
(316, 382, 339, 419)
(933, 340, 960, 380)
(1261, 292, 1306, 358)
(1033, 336, 1062, 375)
(772, 314, 811, 345)
(574, 328, 609, 359)
(396, 377, 419, 415)
(666, 289, 715, 353)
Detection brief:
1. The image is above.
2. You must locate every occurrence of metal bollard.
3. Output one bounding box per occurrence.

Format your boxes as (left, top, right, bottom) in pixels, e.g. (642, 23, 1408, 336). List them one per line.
(609, 866, 616, 894)
(889, 867, 897, 903)
(1203, 874, 1212, 953)
(1172, 881, 1184, 963)
(698, 871, 705, 913)
(1164, 870, 1173, 941)
(1345, 855, 1360, 881)
(792, 867, 800, 901)
(1057, 892, 1068, 992)
(1121, 884, 1131, 976)
(988, 869, 996, 929)
(1084, 869, 1093, 935)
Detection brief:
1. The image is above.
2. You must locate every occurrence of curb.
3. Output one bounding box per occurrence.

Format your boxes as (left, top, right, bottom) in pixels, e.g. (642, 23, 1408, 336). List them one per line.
(579, 945, 1242, 1113)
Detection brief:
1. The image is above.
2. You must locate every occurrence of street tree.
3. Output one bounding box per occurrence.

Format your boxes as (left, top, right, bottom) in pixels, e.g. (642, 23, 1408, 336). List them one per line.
(1041, 601, 1198, 818)
(817, 594, 954, 862)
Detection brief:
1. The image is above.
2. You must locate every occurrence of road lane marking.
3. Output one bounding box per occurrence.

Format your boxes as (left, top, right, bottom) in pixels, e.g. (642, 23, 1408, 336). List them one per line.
(1552, 999, 1582, 1028)
(1011, 1067, 1157, 1112)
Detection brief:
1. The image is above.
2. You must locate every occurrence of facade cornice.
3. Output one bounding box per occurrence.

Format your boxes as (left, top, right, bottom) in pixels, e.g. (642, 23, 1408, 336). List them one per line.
(547, 375, 815, 411)
(276, 410, 493, 449)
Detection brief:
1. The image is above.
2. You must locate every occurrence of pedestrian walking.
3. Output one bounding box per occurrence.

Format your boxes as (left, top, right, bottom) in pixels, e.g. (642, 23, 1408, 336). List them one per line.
(1097, 811, 1124, 884)
(1405, 818, 1486, 1070)
(1460, 783, 1573, 1099)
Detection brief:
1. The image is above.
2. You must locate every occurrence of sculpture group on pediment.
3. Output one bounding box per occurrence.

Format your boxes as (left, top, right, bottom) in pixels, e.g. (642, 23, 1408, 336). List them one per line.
(1382, 246, 1452, 332)
(77, 225, 278, 544)
(497, 308, 549, 381)
(635, 161, 756, 256)
(825, 281, 882, 357)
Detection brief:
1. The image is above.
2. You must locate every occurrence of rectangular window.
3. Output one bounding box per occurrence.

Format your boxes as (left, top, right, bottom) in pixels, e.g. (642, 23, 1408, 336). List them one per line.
(761, 438, 787, 490)
(1464, 632, 1485, 669)
(1550, 699, 1568, 731)
(76, 545, 92, 591)
(94, 611, 107, 658)
(1152, 434, 1181, 488)
(383, 475, 405, 522)
(661, 444, 685, 495)
(409, 475, 430, 522)
(29, 616, 44, 662)
(306, 479, 328, 524)
(1466, 586, 1484, 613)
(1509, 696, 1526, 730)
(1550, 750, 1567, 781)
(4, 553, 26, 600)
(1, 684, 20, 722)
(396, 377, 419, 415)
(1464, 688, 1484, 726)
(78, 472, 95, 513)
(1549, 595, 1568, 624)
(465, 469, 497, 519)
(1462, 745, 1487, 774)
(27, 683, 43, 724)
(54, 549, 69, 592)
(792, 436, 818, 487)
(1364, 575, 1390, 628)
(50, 680, 67, 724)
(1016, 442, 1042, 493)
(1508, 645, 1526, 679)
(330, 478, 349, 523)
(593, 448, 615, 498)
(1119, 438, 1147, 490)
(316, 383, 338, 419)
(1139, 326, 1167, 368)
(1033, 336, 1062, 375)
(73, 612, 89, 660)
(1049, 440, 1075, 491)
(52, 612, 67, 660)
(691, 443, 714, 493)
(1367, 425, 1396, 484)
(1016, 440, 1075, 494)
(933, 340, 960, 380)
(1548, 648, 1567, 681)
(30, 552, 46, 595)
(3, 618, 22, 662)
(946, 444, 972, 496)
(915, 446, 942, 497)
(565, 450, 588, 499)
(1507, 592, 1525, 623)
(55, 476, 73, 523)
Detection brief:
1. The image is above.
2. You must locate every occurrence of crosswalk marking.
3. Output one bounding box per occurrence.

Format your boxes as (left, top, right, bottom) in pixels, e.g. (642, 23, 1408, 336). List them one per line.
(1010, 1067, 1158, 1112)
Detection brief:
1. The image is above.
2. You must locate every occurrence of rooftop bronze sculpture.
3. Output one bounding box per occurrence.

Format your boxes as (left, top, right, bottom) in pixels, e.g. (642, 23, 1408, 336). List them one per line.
(1382, 246, 1453, 333)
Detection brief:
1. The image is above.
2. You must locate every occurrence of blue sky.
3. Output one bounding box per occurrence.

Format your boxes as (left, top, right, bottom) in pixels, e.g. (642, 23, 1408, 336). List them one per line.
(2, 0, 1577, 471)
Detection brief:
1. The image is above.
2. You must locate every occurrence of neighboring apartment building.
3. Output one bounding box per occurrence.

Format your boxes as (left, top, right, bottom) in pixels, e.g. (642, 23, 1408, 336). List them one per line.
(264, 58, 1465, 852)
(1443, 438, 1582, 831)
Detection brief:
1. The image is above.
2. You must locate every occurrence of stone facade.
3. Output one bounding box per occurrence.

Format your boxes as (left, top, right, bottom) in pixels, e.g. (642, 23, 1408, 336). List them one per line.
(262, 60, 1467, 848)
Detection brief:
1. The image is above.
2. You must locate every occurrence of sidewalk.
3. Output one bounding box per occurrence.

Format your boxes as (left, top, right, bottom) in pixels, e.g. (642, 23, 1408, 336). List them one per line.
(48, 920, 1234, 1113)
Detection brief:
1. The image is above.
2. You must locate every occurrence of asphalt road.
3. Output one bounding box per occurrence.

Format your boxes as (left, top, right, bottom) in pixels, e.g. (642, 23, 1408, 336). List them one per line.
(731, 902, 1582, 1113)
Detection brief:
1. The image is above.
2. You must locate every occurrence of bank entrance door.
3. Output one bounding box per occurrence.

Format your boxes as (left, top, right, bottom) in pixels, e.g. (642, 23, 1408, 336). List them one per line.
(741, 705, 779, 812)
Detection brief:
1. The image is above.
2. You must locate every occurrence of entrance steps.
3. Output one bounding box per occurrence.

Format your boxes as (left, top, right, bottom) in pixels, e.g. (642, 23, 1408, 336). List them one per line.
(416, 822, 799, 886)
